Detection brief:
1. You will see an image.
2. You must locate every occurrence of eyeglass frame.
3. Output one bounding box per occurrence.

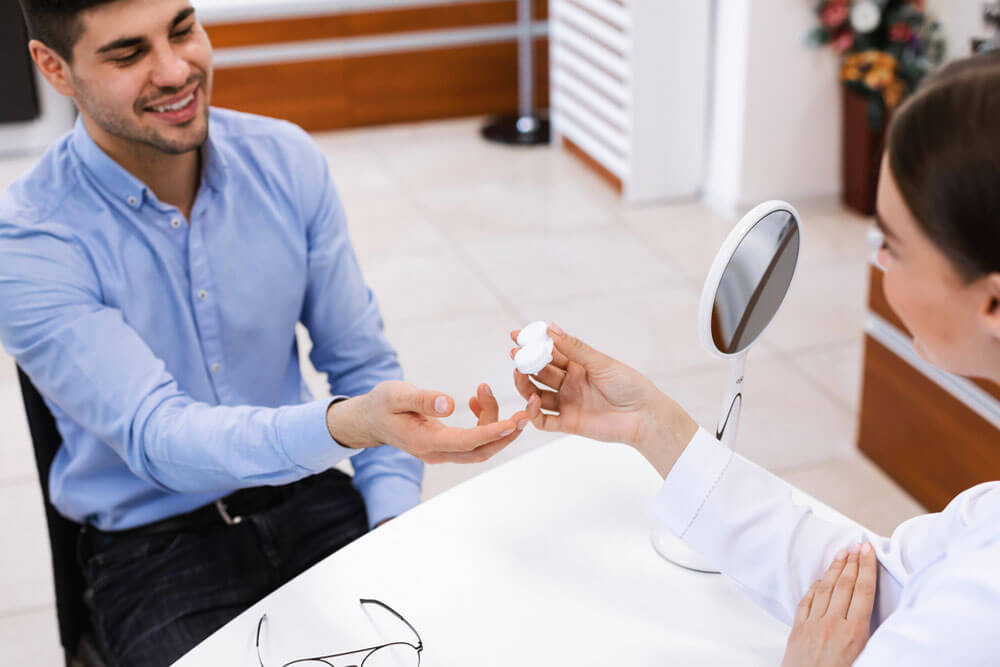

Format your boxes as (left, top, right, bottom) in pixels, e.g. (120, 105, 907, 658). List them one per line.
(256, 597, 424, 667)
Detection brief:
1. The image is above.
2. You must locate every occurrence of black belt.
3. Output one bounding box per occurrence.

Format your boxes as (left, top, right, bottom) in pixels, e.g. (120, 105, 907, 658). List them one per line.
(84, 470, 345, 551)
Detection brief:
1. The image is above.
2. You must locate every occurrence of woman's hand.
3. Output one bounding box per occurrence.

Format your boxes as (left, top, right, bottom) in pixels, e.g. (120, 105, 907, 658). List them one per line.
(510, 324, 698, 477)
(781, 543, 878, 667)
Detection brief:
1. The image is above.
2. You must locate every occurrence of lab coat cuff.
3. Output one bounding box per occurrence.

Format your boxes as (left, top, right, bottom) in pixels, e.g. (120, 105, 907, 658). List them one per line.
(359, 474, 422, 529)
(276, 398, 356, 473)
(651, 427, 734, 538)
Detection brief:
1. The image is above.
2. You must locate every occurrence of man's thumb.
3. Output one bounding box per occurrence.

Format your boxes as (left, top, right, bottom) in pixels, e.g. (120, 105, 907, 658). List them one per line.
(548, 324, 609, 369)
(403, 387, 454, 417)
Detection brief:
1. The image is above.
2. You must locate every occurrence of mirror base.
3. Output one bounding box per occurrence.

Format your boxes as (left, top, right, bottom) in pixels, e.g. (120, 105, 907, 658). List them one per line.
(650, 525, 720, 574)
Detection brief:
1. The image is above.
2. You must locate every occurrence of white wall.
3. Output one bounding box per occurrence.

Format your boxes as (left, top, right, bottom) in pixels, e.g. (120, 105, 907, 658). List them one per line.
(703, 0, 987, 217)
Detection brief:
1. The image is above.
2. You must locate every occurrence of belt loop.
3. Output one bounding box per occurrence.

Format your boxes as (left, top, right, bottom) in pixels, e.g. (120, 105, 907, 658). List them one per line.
(215, 499, 243, 526)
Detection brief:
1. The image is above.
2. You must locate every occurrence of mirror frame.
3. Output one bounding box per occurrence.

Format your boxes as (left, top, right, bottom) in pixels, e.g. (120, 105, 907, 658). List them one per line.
(697, 200, 803, 359)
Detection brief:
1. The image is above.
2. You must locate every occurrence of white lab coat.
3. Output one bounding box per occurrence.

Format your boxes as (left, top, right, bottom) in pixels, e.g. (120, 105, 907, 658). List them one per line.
(651, 428, 1000, 665)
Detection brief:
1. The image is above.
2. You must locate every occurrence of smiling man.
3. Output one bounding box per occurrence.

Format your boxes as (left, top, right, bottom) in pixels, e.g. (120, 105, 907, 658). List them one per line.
(2, 2, 532, 665)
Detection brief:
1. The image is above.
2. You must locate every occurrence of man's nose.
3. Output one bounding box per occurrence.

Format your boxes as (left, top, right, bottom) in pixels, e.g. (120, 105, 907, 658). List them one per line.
(149, 44, 191, 90)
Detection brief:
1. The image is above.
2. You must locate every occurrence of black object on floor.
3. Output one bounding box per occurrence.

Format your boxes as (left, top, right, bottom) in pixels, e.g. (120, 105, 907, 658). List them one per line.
(481, 114, 551, 146)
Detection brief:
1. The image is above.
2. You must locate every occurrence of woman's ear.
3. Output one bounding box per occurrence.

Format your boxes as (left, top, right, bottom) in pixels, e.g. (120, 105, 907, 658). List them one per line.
(980, 273, 1000, 341)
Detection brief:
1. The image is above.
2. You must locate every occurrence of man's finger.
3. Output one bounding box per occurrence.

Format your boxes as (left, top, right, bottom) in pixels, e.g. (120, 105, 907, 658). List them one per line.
(476, 383, 500, 425)
(443, 423, 527, 463)
(830, 546, 861, 619)
(794, 581, 819, 626)
(469, 396, 482, 418)
(809, 548, 848, 619)
(848, 542, 879, 622)
(415, 419, 519, 453)
(392, 385, 454, 418)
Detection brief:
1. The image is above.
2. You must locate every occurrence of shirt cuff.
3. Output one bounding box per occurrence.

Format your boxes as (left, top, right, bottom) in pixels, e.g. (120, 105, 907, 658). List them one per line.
(357, 474, 422, 529)
(650, 427, 735, 539)
(275, 398, 357, 473)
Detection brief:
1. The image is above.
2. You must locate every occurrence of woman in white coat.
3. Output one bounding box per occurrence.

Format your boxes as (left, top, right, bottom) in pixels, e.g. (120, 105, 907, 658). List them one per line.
(487, 53, 1000, 665)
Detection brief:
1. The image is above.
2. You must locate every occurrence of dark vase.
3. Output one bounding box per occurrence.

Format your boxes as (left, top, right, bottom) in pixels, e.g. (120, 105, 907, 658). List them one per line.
(841, 86, 886, 216)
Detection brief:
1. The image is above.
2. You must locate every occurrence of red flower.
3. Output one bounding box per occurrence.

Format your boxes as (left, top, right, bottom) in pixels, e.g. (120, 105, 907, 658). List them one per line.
(833, 30, 855, 54)
(889, 22, 913, 42)
(821, 3, 849, 28)
(909, 0, 925, 9)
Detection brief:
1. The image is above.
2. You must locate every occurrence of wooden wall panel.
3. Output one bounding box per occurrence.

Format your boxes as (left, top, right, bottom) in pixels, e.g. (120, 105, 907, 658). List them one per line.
(858, 335, 1000, 511)
(210, 39, 549, 131)
(204, 2, 541, 48)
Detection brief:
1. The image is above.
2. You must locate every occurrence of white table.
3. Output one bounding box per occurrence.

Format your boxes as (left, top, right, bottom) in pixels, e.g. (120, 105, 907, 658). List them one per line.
(175, 436, 793, 666)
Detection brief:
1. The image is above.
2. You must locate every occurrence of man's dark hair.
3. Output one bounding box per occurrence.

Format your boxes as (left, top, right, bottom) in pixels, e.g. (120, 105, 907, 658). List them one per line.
(17, 0, 120, 62)
(888, 51, 1000, 283)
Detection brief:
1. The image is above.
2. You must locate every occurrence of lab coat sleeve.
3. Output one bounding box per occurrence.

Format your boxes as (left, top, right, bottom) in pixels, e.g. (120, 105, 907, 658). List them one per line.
(854, 541, 1000, 666)
(650, 428, 994, 629)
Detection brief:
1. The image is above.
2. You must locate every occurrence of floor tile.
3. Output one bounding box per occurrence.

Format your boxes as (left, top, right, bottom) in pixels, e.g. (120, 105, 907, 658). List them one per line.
(777, 454, 926, 536)
(457, 226, 689, 308)
(361, 250, 514, 326)
(0, 480, 56, 614)
(651, 353, 857, 472)
(384, 312, 525, 404)
(794, 199, 874, 269)
(757, 261, 869, 355)
(0, 606, 62, 665)
(0, 380, 36, 485)
(516, 285, 717, 377)
(345, 193, 452, 262)
(784, 340, 865, 415)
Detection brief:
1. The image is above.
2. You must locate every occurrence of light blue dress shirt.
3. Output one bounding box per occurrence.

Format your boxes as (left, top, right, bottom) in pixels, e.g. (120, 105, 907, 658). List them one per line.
(0, 109, 422, 531)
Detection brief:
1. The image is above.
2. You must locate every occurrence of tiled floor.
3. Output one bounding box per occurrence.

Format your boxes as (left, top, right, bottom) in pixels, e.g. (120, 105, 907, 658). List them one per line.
(0, 117, 923, 658)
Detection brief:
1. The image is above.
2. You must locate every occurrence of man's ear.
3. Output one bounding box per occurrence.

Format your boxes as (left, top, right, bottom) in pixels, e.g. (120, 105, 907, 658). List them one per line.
(28, 39, 75, 97)
(981, 273, 1000, 341)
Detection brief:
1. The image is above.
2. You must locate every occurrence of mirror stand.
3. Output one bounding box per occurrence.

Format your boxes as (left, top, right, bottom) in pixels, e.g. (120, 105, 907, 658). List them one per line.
(649, 351, 745, 574)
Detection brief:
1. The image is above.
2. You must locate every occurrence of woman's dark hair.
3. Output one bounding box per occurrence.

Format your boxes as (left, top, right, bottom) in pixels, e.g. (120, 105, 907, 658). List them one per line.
(17, 0, 119, 63)
(888, 51, 1000, 283)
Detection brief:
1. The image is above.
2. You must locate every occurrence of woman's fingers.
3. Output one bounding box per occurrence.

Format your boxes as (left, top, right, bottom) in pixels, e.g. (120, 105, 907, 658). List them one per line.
(532, 363, 566, 391)
(848, 543, 879, 622)
(794, 581, 819, 626)
(809, 548, 848, 619)
(830, 545, 862, 618)
(514, 370, 559, 411)
(509, 330, 571, 370)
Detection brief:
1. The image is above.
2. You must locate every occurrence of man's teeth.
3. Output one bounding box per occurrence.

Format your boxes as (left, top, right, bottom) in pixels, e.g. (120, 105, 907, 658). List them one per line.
(151, 92, 194, 113)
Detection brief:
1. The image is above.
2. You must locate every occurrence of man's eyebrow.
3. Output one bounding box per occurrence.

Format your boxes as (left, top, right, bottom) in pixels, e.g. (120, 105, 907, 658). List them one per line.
(96, 36, 145, 54)
(171, 7, 196, 29)
(95, 8, 195, 54)
(874, 211, 899, 241)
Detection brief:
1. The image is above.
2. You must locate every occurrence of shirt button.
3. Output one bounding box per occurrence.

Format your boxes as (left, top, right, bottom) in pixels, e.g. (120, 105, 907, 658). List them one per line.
(212, 363, 221, 373)
(127, 196, 137, 206)
(197, 289, 208, 301)
(170, 218, 182, 229)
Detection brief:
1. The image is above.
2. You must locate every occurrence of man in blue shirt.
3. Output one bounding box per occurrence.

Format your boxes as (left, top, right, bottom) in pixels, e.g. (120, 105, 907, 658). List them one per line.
(3, 1, 537, 664)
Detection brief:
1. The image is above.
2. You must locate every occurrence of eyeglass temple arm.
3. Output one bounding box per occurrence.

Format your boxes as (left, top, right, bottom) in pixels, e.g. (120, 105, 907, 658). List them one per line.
(359, 598, 424, 649)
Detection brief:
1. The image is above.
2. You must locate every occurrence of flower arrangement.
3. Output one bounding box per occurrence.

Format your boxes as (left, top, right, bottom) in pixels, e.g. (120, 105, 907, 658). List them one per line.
(807, 0, 946, 128)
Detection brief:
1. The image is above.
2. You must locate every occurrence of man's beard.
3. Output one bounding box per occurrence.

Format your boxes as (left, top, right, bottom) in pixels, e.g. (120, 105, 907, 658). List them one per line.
(74, 73, 210, 155)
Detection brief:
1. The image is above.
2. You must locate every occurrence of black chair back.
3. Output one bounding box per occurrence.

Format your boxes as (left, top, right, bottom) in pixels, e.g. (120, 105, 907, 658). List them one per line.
(16, 366, 98, 667)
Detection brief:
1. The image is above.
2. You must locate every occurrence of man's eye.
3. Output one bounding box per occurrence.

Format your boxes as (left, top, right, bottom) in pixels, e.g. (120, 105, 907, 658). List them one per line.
(113, 52, 140, 64)
(172, 26, 194, 38)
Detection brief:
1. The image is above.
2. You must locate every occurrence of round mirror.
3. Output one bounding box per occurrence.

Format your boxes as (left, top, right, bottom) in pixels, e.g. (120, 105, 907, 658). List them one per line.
(699, 201, 801, 358)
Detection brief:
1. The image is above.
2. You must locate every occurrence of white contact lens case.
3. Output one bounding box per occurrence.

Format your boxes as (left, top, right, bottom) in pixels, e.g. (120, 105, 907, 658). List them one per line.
(513, 321, 554, 375)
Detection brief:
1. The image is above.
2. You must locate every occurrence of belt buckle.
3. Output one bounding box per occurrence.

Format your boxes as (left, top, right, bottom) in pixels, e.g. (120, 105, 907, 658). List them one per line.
(214, 499, 243, 526)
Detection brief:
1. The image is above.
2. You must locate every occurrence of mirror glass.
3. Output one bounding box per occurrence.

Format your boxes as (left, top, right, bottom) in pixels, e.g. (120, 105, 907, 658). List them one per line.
(711, 209, 800, 354)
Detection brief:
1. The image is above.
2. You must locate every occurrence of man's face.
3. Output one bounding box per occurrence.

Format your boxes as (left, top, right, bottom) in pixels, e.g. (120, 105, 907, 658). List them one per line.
(67, 0, 213, 155)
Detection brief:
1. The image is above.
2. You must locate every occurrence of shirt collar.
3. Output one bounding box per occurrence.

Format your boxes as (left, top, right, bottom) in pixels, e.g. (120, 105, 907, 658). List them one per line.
(69, 113, 229, 209)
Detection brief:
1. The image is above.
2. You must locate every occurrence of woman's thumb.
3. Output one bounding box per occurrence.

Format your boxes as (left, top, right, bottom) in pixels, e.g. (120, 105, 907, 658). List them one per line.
(548, 324, 609, 369)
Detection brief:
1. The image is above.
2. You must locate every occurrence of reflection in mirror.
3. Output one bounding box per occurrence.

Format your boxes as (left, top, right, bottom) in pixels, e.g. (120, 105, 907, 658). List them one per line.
(711, 210, 800, 354)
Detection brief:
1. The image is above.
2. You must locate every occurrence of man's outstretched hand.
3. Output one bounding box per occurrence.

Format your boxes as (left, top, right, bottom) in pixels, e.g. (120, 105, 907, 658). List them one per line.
(326, 380, 539, 464)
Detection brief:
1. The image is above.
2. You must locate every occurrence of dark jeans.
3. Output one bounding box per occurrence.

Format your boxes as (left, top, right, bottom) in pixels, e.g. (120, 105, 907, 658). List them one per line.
(78, 469, 369, 667)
